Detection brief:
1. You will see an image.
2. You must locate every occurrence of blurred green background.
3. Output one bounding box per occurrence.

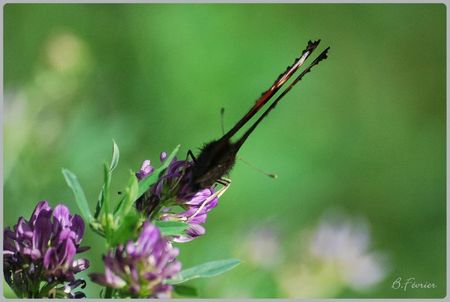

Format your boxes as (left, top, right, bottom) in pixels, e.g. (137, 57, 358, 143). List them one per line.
(3, 4, 446, 298)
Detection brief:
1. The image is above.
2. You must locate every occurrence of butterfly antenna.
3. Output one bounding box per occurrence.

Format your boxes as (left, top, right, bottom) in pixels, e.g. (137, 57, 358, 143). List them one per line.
(236, 46, 330, 150)
(238, 156, 278, 179)
(221, 40, 321, 141)
(220, 107, 226, 135)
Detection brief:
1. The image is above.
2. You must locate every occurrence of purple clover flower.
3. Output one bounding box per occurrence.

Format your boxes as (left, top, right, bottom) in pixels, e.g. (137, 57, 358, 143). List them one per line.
(160, 188, 219, 242)
(136, 160, 153, 181)
(89, 221, 181, 298)
(3, 201, 89, 298)
(135, 153, 221, 242)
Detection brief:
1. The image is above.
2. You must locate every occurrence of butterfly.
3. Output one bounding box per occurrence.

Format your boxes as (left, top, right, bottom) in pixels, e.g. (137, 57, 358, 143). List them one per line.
(136, 40, 329, 217)
(187, 39, 330, 191)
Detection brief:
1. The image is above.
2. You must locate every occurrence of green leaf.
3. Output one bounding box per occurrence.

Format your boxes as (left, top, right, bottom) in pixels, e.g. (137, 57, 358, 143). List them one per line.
(62, 169, 93, 222)
(95, 141, 120, 219)
(173, 285, 198, 297)
(110, 140, 120, 172)
(102, 163, 112, 215)
(3, 279, 18, 298)
(114, 171, 139, 222)
(167, 259, 241, 285)
(137, 145, 180, 199)
(155, 220, 189, 236)
(110, 210, 141, 246)
(96, 163, 115, 242)
(94, 163, 112, 219)
(94, 189, 104, 219)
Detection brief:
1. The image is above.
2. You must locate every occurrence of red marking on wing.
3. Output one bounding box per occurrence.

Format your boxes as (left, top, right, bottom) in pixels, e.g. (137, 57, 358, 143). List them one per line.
(221, 40, 321, 141)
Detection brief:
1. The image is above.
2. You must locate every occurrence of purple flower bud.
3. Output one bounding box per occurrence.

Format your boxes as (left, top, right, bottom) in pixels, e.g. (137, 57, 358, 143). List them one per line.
(135, 160, 154, 180)
(89, 222, 181, 298)
(186, 224, 206, 237)
(160, 151, 168, 162)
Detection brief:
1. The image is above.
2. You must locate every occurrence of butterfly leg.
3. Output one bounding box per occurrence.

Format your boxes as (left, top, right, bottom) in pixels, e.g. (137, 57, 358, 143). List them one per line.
(189, 180, 231, 221)
(169, 151, 194, 192)
(170, 149, 198, 192)
(216, 177, 231, 187)
(187, 149, 198, 163)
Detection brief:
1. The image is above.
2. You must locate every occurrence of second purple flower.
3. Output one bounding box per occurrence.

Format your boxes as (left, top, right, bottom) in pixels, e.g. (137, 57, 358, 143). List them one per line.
(90, 221, 181, 298)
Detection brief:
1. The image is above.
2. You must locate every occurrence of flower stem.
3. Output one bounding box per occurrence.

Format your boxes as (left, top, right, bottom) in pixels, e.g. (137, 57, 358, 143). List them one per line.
(38, 280, 59, 298)
(104, 286, 113, 298)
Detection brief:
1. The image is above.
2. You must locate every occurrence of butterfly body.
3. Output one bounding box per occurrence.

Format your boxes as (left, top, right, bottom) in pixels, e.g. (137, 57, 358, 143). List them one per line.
(190, 138, 238, 190)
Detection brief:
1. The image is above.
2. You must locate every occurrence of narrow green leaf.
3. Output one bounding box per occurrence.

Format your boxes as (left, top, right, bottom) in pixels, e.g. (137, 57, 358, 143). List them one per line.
(137, 145, 181, 198)
(123, 172, 139, 213)
(62, 169, 93, 222)
(173, 285, 198, 297)
(94, 189, 104, 219)
(95, 141, 120, 219)
(110, 140, 120, 172)
(167, 259, 241, 285)
(103, 163, 111, 214)
(112, 195, 126, 216)
(155, 220, 189, 236)
(114, 171, 139, 221)
(101, 162, 113, 238)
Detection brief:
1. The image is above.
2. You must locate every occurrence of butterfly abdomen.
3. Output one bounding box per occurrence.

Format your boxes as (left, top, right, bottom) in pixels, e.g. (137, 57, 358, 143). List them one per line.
(190, 138, 238, 189)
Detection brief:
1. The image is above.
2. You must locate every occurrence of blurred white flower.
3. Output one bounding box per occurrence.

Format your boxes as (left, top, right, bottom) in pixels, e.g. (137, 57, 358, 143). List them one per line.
(46, 31, 85, 71)
(309, 211, 388, 290)
(280, 210, 389, 297)
(238, 224, 281, 269)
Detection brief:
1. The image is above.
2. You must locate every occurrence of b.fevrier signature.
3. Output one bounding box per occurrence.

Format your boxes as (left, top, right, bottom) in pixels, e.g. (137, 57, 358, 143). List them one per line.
(391, 277, 437, 291)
